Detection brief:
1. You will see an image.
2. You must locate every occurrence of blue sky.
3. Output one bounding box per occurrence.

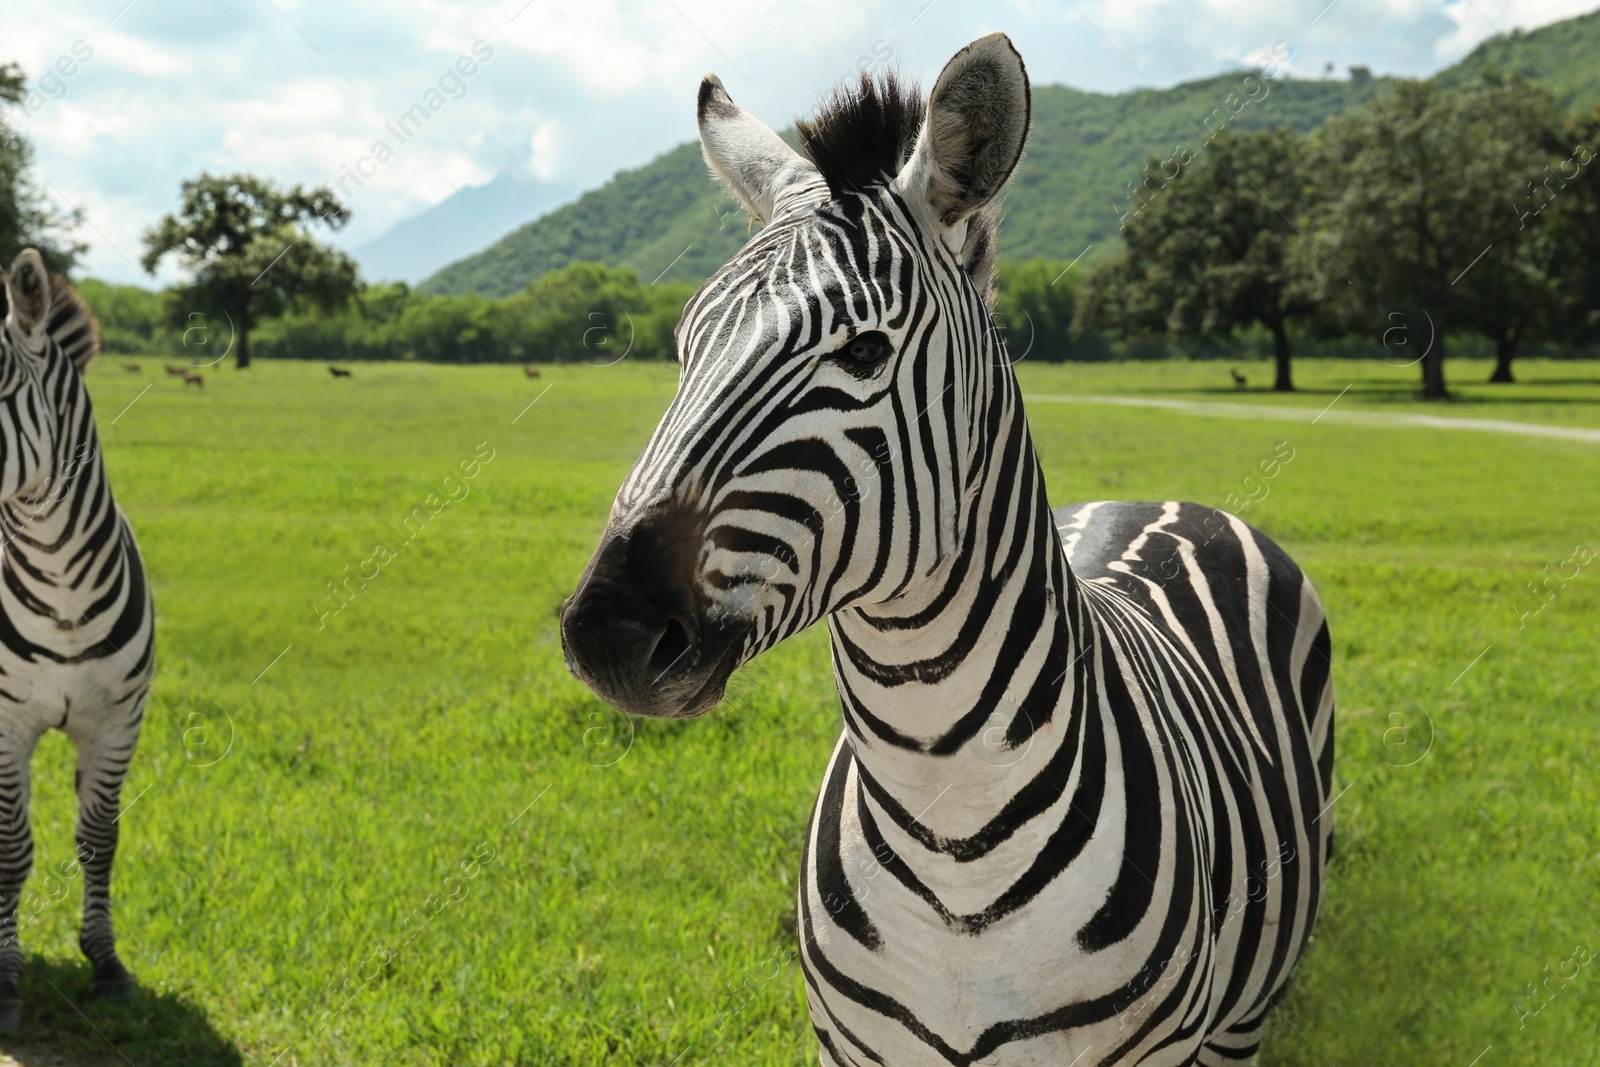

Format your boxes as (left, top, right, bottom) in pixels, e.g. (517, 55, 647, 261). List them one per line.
(4, 0, 1593, 285)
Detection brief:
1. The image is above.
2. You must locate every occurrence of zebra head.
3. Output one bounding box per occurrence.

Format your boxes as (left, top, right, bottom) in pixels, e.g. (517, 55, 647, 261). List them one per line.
(0, 249, 73, 503)
(562, 34, 1031, 718)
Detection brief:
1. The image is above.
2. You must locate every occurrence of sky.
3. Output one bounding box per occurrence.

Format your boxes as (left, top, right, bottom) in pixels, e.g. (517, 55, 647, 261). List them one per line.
(2, 0, 1594, 286)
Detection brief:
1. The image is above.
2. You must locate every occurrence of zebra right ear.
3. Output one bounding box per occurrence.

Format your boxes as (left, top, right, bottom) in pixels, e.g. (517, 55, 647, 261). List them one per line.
(698, 74, 823, 226)
(894, 33, 1031, 245)
(4, 249, 50, 339)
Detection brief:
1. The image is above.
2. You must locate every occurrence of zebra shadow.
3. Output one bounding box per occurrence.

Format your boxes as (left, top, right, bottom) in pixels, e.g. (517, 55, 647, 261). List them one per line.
(0, 955, 241, 1067)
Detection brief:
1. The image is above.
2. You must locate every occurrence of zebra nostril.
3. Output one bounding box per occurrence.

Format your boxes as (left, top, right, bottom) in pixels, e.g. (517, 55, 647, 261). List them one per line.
(647, 617, 693, 682)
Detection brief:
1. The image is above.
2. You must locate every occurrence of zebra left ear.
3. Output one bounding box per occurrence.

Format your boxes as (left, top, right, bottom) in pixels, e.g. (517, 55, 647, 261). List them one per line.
(698, 74, 824, 226)
(895, 33, 1031, 248)
(4, 249, 51, 339)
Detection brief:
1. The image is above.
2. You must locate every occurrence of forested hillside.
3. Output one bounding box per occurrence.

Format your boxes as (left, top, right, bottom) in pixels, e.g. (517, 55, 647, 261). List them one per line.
(1437, 7, 1600, 107)
(420, 72, 1394, 295)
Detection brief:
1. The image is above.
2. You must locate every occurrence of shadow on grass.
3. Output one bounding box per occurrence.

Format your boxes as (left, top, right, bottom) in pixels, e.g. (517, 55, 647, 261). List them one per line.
(0, 956, 241, 1067)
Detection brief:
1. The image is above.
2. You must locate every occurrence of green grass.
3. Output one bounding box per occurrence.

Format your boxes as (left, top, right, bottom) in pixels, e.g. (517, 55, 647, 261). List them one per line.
(3, 356, 1597, 1065)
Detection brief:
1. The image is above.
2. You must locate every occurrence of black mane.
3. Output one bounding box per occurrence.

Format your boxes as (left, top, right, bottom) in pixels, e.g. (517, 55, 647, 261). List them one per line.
(796, 70, 924, 197)
(793, 68, 1002, 307)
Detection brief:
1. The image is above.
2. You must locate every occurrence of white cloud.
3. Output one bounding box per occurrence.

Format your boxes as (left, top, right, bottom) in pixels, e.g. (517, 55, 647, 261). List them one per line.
(528, 120, 559, 181)
(93, 32, 193, 77)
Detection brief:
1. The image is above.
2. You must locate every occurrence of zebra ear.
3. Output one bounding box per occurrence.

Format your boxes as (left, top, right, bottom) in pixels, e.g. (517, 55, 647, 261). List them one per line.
(4, 249, 50, 339)
(895, 33, 1030, 241)
(698, 74, 823, 226)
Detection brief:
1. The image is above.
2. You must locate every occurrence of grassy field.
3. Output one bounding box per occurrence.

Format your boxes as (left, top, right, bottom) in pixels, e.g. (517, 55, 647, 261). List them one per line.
(2, 354, 1596, 1066)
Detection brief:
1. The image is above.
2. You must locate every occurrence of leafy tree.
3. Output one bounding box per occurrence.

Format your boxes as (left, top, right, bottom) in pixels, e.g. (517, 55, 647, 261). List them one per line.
(1078, 128, 1314, 390)
(1300, 74, 1557, 398)
(75, 278, 169, 353)
(0, 61, 86, 272)
(991, 260, 1091, 362)
(1457, 77, 1572, 383)
(1541, 106, 1600, 357)
(140, 173, 357, 368)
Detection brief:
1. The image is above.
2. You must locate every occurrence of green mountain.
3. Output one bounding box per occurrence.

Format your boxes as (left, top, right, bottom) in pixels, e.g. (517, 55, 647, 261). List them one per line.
(420, 8, 1600, 297)
(1436, 7, 1600, 109)
(419, 138, 755, 297)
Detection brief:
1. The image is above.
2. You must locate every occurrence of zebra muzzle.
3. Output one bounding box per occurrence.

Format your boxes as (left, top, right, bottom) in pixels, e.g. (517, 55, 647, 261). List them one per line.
(560, 518, 742, 719)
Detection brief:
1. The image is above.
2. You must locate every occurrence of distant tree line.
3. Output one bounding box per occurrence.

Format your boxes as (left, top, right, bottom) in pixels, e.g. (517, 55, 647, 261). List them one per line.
(4, 60, 1596, 396)
(80, 263, 695, 364)
(252, 263, 694, 363)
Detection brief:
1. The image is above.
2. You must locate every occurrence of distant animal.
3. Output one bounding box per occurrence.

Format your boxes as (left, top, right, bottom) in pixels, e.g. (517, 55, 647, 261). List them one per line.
(1231, 366, 1248, 388)
(524, 366, 541, 378)
(0, 249, 155, 1029)
(559, 38, 1334, 1067)
(329, 366, 352, 378)
(120, 362, 140, 373)
(163, 363, 186, 377)
(182, 371, 203, 389)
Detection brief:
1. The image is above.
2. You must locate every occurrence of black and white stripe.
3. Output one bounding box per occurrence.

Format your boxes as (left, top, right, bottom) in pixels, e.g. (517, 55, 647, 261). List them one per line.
(0, 250, 153, 1026)
(562, 36, 1333, 1065)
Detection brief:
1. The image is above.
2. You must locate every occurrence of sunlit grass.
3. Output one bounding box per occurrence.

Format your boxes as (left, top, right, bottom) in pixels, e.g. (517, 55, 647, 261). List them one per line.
(4, 357, 1595, 1065)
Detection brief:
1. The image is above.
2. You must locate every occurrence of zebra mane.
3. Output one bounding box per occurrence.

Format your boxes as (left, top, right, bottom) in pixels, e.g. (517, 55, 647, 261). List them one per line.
(0, 271, 101, 372)
(796, 70, 923, 199)
(795, 70, 1001, 307)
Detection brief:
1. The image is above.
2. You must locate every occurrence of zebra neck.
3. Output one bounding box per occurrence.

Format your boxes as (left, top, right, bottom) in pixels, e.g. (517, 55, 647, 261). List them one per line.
(827, 430, 1094, 838)
(2, 381, 110, 582)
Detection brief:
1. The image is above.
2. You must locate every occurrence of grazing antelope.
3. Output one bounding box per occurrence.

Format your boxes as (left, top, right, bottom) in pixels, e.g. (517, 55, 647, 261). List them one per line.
(0, 250, 155, 1028)
(163, 363, 186, 377)
(120, 363, 140, 374)
(329, 366, 352, 379)
(524, 366, 541, 379)
(1231, 366, 1248, 388)
(182, 371, 203, 389)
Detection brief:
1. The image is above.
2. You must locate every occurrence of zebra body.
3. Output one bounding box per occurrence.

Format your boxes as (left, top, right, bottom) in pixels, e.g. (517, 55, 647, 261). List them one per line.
(805, 499, 1331, 1064)
(0, 250, 153, 1026)
(561, 36, 1332, 1065)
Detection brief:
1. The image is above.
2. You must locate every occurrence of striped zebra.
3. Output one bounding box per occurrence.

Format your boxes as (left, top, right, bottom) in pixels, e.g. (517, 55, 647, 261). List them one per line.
(561, 35, 1334, 1066)
(0, 250, 154, 1029)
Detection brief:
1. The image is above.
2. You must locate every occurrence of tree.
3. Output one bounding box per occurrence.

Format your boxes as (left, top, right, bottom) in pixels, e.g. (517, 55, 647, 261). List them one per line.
(1078, 128, 1314, 391)
(1460, 76, 1570, 383)
(0, 61, 86, 272)
(140, 173, 357, 368)
(991, 260, 1091, 362)
(1540, 106, 1600, 358)
(1300, 74, 1557, 398)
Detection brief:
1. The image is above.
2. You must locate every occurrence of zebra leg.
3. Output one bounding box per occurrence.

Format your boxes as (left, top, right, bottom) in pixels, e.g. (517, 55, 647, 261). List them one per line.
(70, 725, 139, 999)
(0, 725, 40, 1031)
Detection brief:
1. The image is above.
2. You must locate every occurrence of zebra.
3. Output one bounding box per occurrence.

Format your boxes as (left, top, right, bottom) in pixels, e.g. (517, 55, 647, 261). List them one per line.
(0, 250, 154, 1029)
(560, 34, 1334, 1066)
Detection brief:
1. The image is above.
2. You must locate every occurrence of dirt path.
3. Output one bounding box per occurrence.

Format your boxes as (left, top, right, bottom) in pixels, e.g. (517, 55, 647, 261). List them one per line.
(1023, 394, 1600, 445)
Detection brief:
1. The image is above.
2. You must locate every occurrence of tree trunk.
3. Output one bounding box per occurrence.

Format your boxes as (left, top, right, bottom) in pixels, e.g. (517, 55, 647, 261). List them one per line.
(235, 305, 251, 369)
(1488, 330, 1518, 384)
(1269, 318, 1293, 392)
(1421, 327, 1447, 399)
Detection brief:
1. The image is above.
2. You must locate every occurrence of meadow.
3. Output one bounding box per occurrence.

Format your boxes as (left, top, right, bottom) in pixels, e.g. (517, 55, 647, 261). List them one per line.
(2, 354, 1597, 1066)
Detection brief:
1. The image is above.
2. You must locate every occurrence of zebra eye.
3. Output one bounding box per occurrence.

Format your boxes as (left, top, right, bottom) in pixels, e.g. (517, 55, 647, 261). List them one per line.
(838, 331, 891, 367)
